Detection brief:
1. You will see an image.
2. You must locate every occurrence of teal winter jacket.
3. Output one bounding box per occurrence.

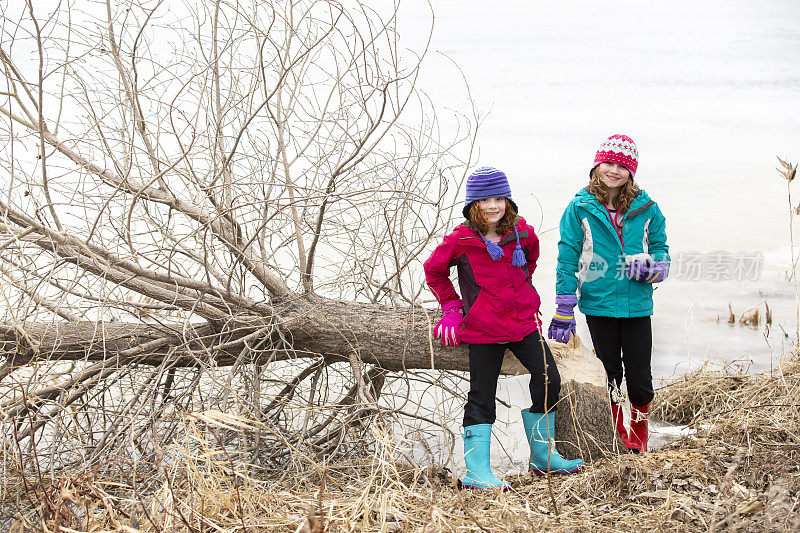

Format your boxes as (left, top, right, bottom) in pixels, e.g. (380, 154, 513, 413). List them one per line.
(555, 186, 669, 317)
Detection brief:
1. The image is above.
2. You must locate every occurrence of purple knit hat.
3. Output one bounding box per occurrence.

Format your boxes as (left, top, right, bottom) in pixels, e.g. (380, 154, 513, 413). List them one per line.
(462, 166, 526, 267)
(462, 166, 518, 219)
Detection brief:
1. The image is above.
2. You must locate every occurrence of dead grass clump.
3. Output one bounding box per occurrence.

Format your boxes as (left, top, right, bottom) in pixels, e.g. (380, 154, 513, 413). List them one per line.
(701, 357, 800, 450)
(738, 306, 760, 327)
(652, 359, 752, 425)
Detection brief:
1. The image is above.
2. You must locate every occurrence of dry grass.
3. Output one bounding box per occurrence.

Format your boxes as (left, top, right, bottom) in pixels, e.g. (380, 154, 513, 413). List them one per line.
(651, 360, 753, 425)
(3, 353, 799, 532)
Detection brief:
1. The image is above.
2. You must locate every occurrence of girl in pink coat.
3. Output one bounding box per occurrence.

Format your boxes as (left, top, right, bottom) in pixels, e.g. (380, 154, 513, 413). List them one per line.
(424, 167, 583, 489)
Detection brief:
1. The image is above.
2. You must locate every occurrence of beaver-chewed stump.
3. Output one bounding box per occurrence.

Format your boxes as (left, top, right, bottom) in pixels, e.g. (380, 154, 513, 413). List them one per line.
(501, 334, 615, 461)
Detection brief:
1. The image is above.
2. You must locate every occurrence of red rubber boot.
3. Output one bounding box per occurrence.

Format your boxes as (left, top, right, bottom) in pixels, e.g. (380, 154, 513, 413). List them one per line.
(611, 403, 635, 450)
(629, 403, 650, 453)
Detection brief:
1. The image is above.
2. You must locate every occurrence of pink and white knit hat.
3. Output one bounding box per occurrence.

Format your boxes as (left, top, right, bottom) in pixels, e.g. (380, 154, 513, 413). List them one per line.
(592, 134, 639, 178)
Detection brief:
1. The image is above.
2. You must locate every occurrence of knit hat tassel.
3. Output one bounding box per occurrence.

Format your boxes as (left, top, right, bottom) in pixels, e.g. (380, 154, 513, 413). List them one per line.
(511, 228, 526, 267)
(485, 239, 504, 260)
(512, 245, 526, 267)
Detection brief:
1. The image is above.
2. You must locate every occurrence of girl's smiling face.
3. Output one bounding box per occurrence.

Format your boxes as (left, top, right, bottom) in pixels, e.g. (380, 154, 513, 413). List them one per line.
(596, 162, 631, 189)
(477, 197, 506, 226)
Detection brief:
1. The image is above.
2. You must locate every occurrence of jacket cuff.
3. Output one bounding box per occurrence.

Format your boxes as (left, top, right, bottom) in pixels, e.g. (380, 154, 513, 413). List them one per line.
(441, 299, 464, 313)
(555, 294, 578, 307)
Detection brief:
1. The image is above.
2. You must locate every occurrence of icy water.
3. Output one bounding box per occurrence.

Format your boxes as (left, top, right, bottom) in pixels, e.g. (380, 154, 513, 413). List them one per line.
(389, 0, 800, 470)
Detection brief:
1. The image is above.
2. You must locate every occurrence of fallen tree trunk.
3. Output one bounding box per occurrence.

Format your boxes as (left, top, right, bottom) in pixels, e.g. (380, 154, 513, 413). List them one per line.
(0, 295, 614, 460)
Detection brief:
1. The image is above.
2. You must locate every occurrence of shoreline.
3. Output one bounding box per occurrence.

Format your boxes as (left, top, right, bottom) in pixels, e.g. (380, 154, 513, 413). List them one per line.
(4, 352, 798, 531)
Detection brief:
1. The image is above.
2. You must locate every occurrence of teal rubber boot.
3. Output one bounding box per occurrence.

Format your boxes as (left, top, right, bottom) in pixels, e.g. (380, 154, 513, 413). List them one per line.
(462, 424, 510, 490)
(521, 410, 584, 475)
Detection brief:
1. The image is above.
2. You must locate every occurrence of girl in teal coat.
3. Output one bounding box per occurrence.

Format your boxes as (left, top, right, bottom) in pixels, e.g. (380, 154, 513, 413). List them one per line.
(548, 134, 670, 453)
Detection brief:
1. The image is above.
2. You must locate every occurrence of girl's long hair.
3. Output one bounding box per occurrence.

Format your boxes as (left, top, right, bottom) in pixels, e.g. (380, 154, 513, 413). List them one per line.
(467, 198, 518, 235)
(589, 167, 638, 212)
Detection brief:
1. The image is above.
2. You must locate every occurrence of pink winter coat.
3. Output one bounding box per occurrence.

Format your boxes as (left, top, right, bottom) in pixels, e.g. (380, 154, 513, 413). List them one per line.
(424, 217, 542, 344)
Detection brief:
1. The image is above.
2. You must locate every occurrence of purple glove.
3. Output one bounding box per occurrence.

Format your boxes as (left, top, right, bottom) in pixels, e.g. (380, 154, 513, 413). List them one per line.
(434, 300, 463, 347)
(625, 255, 670, 283)
(547, 294, 577, 344)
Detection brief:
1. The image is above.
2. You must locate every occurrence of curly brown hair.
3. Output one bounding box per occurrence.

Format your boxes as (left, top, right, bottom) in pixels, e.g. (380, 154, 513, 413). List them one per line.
(467, 199, 518, 235)
(589, 167, 639, 213)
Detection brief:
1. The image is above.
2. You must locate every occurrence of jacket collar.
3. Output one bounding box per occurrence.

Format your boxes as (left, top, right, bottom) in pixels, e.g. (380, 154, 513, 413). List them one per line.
(455, 220, 529, 247)
(575, 187, 637, 252)
(577, 185, 652, 218)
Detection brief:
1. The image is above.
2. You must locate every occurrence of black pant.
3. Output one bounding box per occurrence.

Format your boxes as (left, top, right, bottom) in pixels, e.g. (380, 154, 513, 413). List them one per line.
(585, 315, 654, 407)
(463, 330, 561, 427)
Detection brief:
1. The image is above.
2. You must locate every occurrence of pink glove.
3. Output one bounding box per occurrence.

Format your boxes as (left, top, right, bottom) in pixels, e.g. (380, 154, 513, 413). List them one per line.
(434, 300, 463, 347)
